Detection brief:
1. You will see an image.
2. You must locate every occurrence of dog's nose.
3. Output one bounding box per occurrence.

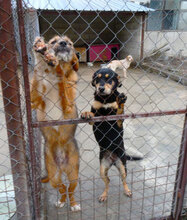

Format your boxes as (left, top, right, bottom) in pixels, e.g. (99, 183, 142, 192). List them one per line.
(99, 87, 105, 93)
(60, 41, 67, 47)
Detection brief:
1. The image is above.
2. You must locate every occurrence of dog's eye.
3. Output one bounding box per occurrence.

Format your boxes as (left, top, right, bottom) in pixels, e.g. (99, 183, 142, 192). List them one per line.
(68, 42, 72, 46)
(51, 40, 56, 45)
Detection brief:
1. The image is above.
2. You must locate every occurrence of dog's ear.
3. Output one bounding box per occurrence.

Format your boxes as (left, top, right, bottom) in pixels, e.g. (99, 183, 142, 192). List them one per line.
(92, 76, 96, 87)
(92, 71, 99, 87)
(92, 81, 95, 87)
(71, 53, 79, 72)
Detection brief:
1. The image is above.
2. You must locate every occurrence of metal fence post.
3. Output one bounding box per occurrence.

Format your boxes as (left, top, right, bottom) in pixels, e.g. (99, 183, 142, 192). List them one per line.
(16, 0, 41, 219)
(172, 111, 187, 219)
(0, 0, 31, 219)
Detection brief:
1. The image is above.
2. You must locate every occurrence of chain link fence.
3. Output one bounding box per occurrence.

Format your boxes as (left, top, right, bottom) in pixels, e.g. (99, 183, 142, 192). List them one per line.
(0, 0, 187, 219)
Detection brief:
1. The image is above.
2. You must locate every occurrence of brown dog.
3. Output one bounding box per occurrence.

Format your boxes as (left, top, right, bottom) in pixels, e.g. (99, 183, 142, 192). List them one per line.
(31, 35, 80, 211)
(106, 55, 133, 78)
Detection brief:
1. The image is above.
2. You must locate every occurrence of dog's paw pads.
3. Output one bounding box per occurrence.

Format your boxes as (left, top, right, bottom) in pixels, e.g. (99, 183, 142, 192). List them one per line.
(33, 37, 47, 54)
(44, 52, 58, 67)
(33, 37, 43, 47)
(47, 61, 54, 66)
(71, 204, 81, 211)
(55, 201, 65, 208)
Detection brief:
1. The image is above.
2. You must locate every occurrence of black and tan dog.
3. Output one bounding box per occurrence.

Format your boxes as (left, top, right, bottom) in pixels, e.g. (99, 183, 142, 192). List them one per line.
(81, 68, 141, 202)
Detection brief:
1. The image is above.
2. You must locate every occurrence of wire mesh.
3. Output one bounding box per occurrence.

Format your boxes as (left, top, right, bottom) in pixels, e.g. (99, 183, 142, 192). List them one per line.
(42, 164, 179, 220)
(0, 0, 187, 219)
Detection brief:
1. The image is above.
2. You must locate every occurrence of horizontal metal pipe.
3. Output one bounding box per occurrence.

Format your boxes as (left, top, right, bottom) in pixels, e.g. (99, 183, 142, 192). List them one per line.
(32, 109, 187, 128)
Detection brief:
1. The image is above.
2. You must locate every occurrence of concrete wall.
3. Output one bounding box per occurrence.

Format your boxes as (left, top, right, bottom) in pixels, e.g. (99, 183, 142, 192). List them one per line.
(39, 11, 143, 61)
(144, 31, 187, 57)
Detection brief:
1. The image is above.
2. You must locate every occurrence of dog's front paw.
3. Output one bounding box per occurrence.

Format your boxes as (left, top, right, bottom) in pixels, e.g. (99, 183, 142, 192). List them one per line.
(81, 112, 94, 119)
(117, 93, 127, 104)
(33, 37, 47, 55)
(44, 50, 58, 67)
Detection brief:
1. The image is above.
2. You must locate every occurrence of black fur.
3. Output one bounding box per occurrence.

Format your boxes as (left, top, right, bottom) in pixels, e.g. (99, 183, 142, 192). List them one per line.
(90, 68, 141, 168)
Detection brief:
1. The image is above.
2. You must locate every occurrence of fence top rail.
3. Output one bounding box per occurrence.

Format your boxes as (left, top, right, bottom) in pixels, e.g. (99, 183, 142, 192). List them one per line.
(32, 108, 187, 127)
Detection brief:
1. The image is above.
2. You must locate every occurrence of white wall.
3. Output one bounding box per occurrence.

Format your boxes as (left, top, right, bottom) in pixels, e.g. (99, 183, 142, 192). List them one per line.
(144, 31, 187, 57)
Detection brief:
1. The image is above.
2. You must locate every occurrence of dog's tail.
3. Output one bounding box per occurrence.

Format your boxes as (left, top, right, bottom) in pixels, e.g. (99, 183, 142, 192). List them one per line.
(41, 176, 49, 183)
(125, 148, 144, 161)
(126, 154, 143, 161)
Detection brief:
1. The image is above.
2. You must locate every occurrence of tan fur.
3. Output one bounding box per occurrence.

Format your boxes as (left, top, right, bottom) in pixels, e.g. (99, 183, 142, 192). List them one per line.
(99, 163, 110, 202)
(31, 36, 80, 210)
(106, 55, 133, 78)
(116, 96, 124, 127)
(92, 100, 118, 110)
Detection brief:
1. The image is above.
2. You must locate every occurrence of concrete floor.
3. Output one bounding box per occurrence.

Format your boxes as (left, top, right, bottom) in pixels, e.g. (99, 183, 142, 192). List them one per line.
(41, 63, 186, 219)
(0, 63, 187, 219)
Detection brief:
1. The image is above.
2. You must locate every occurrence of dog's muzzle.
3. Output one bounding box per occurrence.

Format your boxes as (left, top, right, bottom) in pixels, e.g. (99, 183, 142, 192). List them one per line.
(56, 43, 69, 53)
(98, 86, 105, 93)
(55, 42, 72, 62)
(60, 41, 67, 47)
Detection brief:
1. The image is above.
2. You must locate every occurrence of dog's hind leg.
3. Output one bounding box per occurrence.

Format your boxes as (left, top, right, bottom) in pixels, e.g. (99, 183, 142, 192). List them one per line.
(115, 160, 132, 197)
(123, 69, 127, 78)
(45, 151, 67, 208)
(67, 171, 80, 211)
(66, 145, 80, 211)
(66, 166, 80, 211)
(99, 160, 111, 202)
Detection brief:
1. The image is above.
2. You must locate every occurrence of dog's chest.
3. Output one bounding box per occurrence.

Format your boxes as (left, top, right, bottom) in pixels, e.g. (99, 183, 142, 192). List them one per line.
(93, 100, 118, 116)
(41, 74, 63, 121)
(94, 103, 118, 116)
(95, 107, 117, 116)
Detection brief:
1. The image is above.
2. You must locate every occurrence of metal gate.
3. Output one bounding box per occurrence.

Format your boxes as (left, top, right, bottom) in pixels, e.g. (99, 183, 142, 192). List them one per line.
(0, 0, 187, 219)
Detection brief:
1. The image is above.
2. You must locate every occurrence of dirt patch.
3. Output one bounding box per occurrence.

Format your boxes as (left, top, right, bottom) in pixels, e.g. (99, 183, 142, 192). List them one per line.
(141, 57, 187, 86)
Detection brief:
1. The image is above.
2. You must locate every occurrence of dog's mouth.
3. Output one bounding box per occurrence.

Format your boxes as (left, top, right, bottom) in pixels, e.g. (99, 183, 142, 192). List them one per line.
(96, 86, 112, 96)
(55, 44, 73, 62)
(56, 49, 71, 61)
(97, 91, 107, 96)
